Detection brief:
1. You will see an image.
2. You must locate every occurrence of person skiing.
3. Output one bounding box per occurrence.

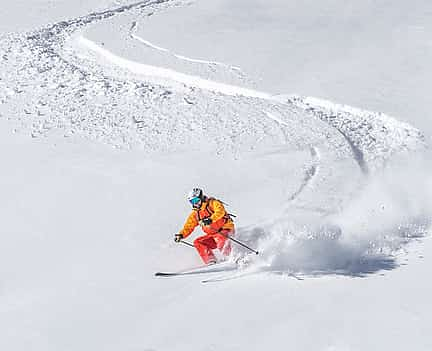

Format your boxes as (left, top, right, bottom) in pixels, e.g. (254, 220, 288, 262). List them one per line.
(175, 188, 235, 264)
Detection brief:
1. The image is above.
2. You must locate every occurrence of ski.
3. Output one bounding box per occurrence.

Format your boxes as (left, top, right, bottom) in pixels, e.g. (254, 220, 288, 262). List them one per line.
(155, 261, 238, 277)
(201, 269, 254, 283)
(201, 260, 258, 283)
(201, 268, 304, 283)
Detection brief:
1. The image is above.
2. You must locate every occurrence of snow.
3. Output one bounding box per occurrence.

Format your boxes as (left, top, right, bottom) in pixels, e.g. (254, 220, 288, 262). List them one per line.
(134, 0, 432, 138)
(75, 34, 272, 99)
(130, 30, 243, 73)
(1, 0, 432, 350)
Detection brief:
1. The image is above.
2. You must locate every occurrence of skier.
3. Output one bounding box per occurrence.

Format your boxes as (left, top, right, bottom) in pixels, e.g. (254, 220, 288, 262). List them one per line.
(175, 188, 235, 264)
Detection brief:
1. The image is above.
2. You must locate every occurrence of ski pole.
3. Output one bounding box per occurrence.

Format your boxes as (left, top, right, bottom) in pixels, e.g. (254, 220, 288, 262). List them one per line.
(180, 240, 195, 248)
(223, 234, 259, 255)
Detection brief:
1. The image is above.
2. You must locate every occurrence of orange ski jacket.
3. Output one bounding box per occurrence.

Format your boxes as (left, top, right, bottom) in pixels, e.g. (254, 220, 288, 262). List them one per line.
(180, 198, 234, 238)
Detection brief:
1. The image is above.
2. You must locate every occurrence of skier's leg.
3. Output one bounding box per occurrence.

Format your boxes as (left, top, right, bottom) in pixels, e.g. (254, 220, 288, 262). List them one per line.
(194, 234, 217, 264)
(214, 229, 234, 257)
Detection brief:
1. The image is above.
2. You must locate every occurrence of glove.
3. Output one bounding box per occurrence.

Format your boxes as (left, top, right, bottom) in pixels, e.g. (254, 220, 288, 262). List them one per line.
(200, 218, 212, 226)
(174, 233, 183, 243)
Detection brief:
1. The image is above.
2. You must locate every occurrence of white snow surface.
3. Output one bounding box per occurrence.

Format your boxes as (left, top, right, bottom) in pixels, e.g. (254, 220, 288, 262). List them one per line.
(1, 1, 432, 350)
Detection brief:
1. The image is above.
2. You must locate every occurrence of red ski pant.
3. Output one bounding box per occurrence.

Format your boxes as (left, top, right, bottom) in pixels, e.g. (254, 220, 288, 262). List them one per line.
(193, 230, 233, 264)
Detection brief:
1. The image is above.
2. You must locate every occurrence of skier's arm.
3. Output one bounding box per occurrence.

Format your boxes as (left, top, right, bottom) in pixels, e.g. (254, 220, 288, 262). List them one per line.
(209, 199, 227, 222)
(179, 212, 199, 238)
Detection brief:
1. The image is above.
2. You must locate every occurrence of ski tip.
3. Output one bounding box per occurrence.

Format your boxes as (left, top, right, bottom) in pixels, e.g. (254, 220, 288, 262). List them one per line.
(155, 272, 171, 277)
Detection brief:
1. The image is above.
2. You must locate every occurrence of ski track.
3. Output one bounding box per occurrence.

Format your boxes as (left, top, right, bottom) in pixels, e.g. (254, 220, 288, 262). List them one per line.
(289, 96, 425, 173)
(130, 26, 244, 75)
(286, 146, 320, 202)
(77, 35, 271, 99)
(337, 128, 369, 174)
(203, 270, 303, 283)
(264, 111, 320, 203)
(28, 0, 170, 36)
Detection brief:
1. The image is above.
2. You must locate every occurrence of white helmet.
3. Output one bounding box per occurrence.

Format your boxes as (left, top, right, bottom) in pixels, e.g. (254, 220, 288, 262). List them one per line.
(187, 188, 203, 206)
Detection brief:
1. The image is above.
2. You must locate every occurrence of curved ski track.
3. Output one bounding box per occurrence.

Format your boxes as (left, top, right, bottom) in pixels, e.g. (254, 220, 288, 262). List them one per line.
(287, 146, 320, 202)
(129, 23, 248, 83)
(264, 111, 321, 203)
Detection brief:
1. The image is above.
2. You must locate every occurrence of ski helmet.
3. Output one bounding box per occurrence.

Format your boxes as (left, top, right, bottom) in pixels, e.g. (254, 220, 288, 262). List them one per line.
(187, 188, 203, 207)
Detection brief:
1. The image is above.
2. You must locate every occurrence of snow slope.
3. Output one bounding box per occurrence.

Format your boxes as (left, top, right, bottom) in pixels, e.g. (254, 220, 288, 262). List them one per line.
(131, 0, 432, 138)
(1, 1, 431, 350)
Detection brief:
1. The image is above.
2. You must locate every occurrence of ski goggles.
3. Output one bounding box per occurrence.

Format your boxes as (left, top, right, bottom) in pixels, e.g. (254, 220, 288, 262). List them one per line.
(189, 197, 201, 205)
